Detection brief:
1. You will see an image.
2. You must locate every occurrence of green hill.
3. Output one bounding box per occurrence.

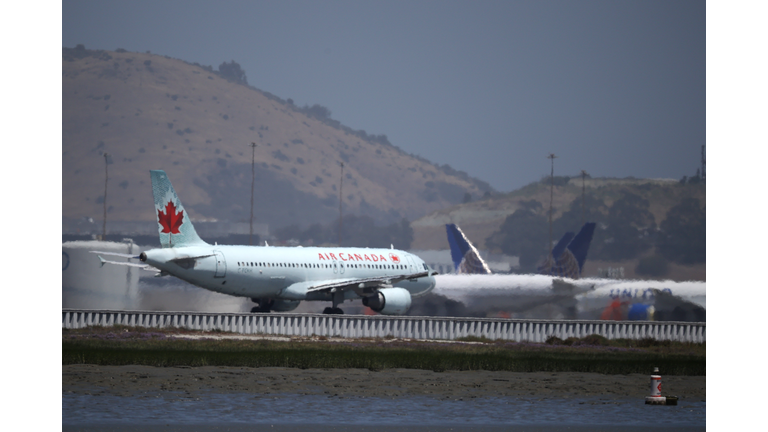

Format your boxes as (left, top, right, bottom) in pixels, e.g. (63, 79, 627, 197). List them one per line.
(62, 47, 494, 231)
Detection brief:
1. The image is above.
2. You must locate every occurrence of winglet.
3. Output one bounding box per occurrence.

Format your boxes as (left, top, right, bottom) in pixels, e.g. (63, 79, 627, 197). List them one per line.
(97, 255, 107, 268)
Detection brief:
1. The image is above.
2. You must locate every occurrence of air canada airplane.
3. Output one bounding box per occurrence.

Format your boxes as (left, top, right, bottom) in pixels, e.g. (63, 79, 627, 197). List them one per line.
(93, 170, 436, 315)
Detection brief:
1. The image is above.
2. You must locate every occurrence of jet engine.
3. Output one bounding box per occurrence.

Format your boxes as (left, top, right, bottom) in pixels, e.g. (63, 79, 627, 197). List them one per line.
(362, 287, 412, 315)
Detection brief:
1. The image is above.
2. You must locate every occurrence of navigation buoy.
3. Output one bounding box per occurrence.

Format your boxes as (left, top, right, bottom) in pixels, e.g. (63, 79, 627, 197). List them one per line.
(645, 367, 666, 405)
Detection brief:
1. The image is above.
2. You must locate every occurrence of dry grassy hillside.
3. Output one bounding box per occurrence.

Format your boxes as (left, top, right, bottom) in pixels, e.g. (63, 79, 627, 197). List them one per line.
(62, 47, 493, 229)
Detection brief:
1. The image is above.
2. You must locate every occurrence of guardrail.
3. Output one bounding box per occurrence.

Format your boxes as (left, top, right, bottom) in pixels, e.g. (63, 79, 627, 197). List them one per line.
(62, 309, 706, 343)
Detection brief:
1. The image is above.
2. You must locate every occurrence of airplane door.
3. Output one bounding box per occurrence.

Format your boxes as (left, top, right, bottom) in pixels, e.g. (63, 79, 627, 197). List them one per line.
(214, 251, 226, 278)
(339, 261, 345, 274)
(406, 256, 415, 271)
(333, 261, 338, 274)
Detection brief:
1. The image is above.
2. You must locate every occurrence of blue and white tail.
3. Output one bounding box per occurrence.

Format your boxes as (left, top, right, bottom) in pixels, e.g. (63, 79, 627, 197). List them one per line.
(446, 224, 492, 274)
(565, 222, 596, 273)
(539, 223, 596, 278)
(150, 170, 207, 248)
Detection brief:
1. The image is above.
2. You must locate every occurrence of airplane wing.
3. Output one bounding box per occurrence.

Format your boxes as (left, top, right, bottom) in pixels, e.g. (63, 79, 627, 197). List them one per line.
(305, 270, 432, 293)
(277, 270, 433, 299)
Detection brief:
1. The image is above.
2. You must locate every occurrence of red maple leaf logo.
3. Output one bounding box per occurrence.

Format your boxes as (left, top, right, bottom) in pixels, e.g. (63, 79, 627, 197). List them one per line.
(389, 253, 400, 263)
(158, 200, 184, 234)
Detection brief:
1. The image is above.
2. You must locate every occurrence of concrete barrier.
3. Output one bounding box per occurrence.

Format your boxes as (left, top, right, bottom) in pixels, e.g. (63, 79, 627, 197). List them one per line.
(62, 309, 706, 343)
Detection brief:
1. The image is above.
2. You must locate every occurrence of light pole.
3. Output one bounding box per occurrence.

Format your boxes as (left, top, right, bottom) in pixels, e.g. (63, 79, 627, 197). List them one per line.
(580, 170, 588, 226)
(250, 142, 257, 245)
(546, 153, 557, 274)
(338, 161, 344, 246)
(102, 152, 109, 241)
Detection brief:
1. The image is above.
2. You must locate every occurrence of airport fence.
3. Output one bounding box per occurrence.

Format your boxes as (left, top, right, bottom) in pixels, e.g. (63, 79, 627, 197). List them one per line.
(62, 309, 706, 343)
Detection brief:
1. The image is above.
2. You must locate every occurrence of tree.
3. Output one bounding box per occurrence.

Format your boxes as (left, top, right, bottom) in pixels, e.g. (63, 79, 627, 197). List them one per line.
(596, 192, 657, 261)
(657, 198, 706, 264)
(218, 60, 248, 85)
(486, 207, 548, 272)
(635, 254, 669, 277)
(552, 194, 608, 236)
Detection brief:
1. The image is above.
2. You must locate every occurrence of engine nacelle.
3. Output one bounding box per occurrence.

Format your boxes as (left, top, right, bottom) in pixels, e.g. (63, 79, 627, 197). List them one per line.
(271, 299, 301, 312)
(362, 287, 412, 315)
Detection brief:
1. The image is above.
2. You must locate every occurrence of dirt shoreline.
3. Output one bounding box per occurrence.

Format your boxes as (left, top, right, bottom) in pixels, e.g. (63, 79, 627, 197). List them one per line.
(62, 365, 706, 400)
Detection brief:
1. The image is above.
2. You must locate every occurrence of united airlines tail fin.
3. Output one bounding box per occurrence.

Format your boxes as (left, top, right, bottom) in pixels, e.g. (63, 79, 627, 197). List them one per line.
(150, 170, 207, 248)
(446, 224, 492, 274)
(565, 222, 596, 273)
(538, 223, 596, 278)
(551, 231, 575, 262)
(536, 231, 574, 274)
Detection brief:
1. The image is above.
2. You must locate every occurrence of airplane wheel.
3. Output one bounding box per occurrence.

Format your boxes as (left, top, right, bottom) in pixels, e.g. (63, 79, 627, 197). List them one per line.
(323, 307, 344, 315)
(333, 308, 344, 315)
(251, 306, 271, 313)
(322, 307, 334, 314)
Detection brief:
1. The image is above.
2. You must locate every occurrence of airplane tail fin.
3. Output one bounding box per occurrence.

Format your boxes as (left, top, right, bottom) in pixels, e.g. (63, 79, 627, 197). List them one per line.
(446, 224, 492, 274)
(551, 232, 575, 262)
(565, 222, 596, 273)
(537, 231, 574, 274)
(539, 223, 595, 278)
(150, 170, 207, 248)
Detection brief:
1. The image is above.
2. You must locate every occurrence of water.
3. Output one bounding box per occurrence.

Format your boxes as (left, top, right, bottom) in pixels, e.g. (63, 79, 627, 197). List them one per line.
(63, 391, 705, 429)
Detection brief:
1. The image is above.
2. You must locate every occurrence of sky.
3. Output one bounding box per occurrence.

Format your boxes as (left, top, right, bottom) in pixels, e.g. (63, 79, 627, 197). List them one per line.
(61, 0, 706, 192)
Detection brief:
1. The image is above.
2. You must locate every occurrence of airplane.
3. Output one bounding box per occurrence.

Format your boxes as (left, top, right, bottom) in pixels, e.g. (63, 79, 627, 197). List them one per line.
(92, 170, 436, 315)
(445, 222, 596, 278)
(439, 223, 704, 321)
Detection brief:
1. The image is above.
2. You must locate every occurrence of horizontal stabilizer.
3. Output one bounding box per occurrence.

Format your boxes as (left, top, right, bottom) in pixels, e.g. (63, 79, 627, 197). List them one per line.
(96, 255, 150, 269)
(89, 251, 140, 259)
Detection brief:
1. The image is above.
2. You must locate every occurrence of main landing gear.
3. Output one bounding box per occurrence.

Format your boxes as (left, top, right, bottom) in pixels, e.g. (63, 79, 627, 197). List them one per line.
(322, 290, 345, 314)
(250, 298, 273, 313)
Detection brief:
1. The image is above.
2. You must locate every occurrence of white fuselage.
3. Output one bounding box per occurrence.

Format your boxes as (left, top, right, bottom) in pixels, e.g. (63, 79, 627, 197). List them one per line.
(141, 245, 435, 302)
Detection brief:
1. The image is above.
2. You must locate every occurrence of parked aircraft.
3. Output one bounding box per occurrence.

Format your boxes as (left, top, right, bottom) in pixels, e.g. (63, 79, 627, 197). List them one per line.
(93, 170, 436, 315)
(439, 223, 595, 317)
(445, 222, 596, 278)
(438, 222, 704, 321)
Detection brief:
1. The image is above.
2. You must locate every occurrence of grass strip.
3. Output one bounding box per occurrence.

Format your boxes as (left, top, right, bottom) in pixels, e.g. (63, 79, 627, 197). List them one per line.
(63, 340, 704, 375)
